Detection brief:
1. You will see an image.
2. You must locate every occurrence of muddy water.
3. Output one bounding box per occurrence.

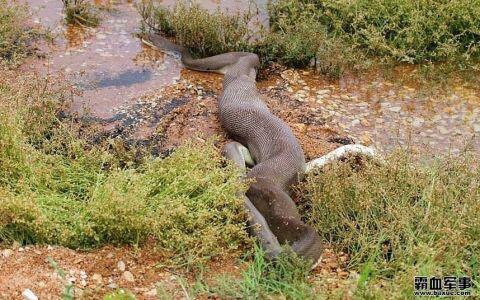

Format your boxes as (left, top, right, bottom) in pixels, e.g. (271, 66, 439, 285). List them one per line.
(26, 0, 182, 119)
(25, 0, 480, 154)
(282, 68, 480, 154)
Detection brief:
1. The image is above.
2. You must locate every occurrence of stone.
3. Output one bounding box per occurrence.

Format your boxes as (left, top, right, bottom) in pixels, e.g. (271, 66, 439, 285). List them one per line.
(316, 89, 330, 95)
(22, 289, 38, 300)
(388, 106, 402, 113)
(412, 118, 424, 128)
(144, 289, 157, 297)
(2, 249, 13, 258)
(360, 119, 371, 127)
(108, 283, 118, 289)
(117, 261, 126, 272)
(473, 124, 480, 133)
(91, 273, 103, 285)
(438, 126, 449, 135)
(123, 271, 134, 282)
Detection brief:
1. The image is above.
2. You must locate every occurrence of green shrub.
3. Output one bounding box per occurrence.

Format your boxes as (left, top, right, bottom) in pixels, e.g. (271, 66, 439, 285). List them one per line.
(301, 151, 480, 297)
(0, 0, 34, 63)
(0, 71, 250, 265)
(138, 1, 254, 58)
(138, 0, 480, 76)
(62, 0, 100, 27)
(314, 0, 480, 63)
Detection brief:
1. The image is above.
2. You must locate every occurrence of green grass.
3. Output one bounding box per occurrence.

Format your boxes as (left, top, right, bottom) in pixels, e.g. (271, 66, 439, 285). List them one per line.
(138, 0, 480, 77)
(300, 151, 480, 298)
(0, 0, 37, 64)
(0, 70, 250, 266)
(138, 1, 254, 58)
(62, 0, 100, 27)
(163, 245, 313, 299)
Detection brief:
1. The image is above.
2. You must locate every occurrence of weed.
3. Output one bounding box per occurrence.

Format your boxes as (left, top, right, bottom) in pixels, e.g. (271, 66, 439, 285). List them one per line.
(62, 0, 100, 27)
(138, 0, 255, 58)
(48, 257, 75, 300)
(0, 70, 250, 266)
(189, 245, 313, 299)
(0, 0, 38, 64)
(301, 150, 480, 297)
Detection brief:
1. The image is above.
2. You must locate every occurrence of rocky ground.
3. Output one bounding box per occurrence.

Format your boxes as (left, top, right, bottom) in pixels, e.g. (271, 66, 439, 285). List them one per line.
(0, 242, 354, 299)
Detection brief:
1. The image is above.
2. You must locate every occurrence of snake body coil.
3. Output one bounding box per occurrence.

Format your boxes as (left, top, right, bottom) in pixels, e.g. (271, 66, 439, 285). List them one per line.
(147, 34, 323, 265)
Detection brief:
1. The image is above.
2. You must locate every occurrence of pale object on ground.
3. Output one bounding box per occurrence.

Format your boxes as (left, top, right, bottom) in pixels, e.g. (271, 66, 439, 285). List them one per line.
(306, 144, 379, 172)
(22, 289, 38, 300)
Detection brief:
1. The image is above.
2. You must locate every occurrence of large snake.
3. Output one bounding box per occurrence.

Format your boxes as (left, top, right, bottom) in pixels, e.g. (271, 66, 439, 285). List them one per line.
(145, 34, 377, 267)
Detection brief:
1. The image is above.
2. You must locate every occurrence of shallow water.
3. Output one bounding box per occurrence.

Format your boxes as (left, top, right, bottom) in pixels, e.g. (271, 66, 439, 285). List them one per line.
(25, 0, 480, 154)
(26, 0, 182, 119)
(284, 67, 480, 154)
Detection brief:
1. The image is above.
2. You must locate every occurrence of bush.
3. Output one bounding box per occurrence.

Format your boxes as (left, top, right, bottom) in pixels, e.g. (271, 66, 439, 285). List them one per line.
(138, 1, 254, 58)
(138, 0, 480, 76)
(62, 0, 100, 27)
(0, 0, 35, 63)
(0, 71, 250, 265)
(301, 151, 480, 297)
(314, 0, 480, 63)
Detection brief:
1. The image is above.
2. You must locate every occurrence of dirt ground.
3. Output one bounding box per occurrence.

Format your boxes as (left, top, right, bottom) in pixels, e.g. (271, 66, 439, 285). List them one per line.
(0, 241, 354, 299)
(0, 65, 355, 299)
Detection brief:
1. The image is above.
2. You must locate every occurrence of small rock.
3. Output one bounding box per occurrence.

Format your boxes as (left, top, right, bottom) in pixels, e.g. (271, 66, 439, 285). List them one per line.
(22, 289, 38, 300)
(351, 119, 360, 127)
(108, 283, 118, 289)
(360, 119, 370, 127)
(412, 117, 424, 128)
(117, 261, 126, 272)
(316, 89, 330, 95)
(473, 124, 480, 133)
(388, 106, 402, 113)
(340, 94, 351, 101)
(91, 273, 103, 284)
(2, 249, 13, 258)
(123, 271, 134, 282)
(144, 289, 157, 297)
(438, 126, 449, 135)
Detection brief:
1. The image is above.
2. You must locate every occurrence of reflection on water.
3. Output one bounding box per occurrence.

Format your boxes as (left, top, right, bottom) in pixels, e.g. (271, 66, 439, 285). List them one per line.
(92, 69, 153, 88)
(26, 0, 182, 119)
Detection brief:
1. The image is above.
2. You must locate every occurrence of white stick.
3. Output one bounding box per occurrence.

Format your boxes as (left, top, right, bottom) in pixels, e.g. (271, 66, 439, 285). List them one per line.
(306, 144, 379, 172)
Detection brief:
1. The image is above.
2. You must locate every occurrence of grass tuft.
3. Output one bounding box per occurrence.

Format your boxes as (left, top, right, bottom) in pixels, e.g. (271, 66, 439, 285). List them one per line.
(0, 70, 250, 266)
(178, 245, 313, 299)
(62, 0, 100, 27)
(0, 0, 38, 64)
(301, 151, 480, 297)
